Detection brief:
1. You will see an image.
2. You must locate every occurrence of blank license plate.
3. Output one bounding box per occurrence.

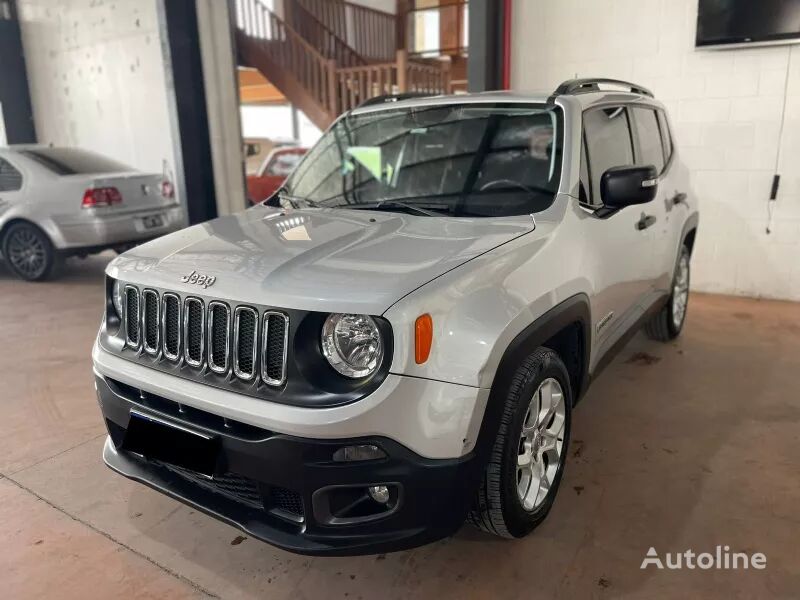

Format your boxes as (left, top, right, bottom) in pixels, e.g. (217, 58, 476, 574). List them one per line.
(141, 214, 165, 229)
(123, 411, 220, 476)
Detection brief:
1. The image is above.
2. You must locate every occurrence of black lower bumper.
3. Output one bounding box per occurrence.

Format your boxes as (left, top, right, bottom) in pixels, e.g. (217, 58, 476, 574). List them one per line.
(96, 375, 484, 555)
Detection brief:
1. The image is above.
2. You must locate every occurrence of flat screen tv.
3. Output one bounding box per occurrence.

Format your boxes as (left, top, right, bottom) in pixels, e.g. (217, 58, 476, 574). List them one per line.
(696, 0, 800, 48)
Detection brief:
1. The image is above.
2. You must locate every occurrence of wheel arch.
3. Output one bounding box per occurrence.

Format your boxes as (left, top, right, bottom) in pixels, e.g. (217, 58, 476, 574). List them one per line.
(471, 294, 591, 467)
(680, 212, 699, 256)
(0, 215, 61, 250)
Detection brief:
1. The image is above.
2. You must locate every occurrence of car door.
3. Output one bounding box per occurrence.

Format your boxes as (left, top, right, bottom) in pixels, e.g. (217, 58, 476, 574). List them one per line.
(629, 105, 673, 300)
(581, 105, 654, 359)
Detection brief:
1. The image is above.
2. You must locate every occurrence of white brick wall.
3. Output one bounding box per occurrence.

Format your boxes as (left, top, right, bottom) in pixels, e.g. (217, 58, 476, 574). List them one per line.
(512, 0, 800, 301)
(16, 0, 176, 177)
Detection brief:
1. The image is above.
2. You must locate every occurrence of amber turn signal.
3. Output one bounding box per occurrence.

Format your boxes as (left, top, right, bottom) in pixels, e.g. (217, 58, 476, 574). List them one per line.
(415, 314, 433, 364)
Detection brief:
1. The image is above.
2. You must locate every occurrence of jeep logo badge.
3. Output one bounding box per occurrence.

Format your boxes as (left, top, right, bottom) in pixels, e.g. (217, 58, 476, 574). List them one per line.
(181, 270, 216, 289)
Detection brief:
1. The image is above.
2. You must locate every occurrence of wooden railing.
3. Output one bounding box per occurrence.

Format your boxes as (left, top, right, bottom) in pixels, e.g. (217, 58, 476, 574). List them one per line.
(284, 1, 366, 68)
(296, 0, 397, 62)
(235, 0, 451, 128)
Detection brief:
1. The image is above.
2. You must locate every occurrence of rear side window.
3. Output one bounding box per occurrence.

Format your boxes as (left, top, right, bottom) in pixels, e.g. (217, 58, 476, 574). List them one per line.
(657, 110, 673, 164)
(20, 148, 131, 175)
(631, 107, 665, 173)
(583, 106, 634, 204)
(0, 157, 23, 192)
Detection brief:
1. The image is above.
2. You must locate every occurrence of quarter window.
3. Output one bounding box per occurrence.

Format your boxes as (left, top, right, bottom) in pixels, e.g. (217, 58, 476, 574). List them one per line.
(657, 109, 673, 165)
(0, 158, 23, 192)
(631, 107, 665, 173)
(582, 106, 634, 204)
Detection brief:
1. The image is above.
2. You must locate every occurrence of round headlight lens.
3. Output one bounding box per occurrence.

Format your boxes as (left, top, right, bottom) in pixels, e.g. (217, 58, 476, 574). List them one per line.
(321, 313, 383, 378)
(112, 279, 124, 317)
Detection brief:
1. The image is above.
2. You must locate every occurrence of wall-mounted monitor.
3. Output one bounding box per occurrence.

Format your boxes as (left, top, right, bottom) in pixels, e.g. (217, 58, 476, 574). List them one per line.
(696, 0, 800, 49)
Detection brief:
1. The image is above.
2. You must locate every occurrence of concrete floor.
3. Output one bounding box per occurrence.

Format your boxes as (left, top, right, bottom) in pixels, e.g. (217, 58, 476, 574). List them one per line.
(1, 253, 799, 599)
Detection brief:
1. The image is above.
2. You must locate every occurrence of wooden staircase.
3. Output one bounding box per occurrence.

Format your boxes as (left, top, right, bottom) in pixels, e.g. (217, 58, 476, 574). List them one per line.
(234, 0, 452, 130)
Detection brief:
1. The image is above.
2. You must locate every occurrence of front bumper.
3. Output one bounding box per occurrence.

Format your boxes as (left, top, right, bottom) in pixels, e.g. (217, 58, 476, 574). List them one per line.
(97, 375, 485, 555)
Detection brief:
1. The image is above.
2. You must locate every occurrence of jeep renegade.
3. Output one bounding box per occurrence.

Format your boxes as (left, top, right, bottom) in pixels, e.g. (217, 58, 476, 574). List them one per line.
(93, 79, 699, 555)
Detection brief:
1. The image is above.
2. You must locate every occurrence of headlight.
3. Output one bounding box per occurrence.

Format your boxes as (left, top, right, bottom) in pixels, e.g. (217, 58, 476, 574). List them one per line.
(112, 279, 124, 317)
(321, 313, 383, 378)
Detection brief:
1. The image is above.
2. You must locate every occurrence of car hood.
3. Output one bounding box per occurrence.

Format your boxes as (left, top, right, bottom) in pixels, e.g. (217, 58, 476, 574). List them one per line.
(107, 205, 534, 315)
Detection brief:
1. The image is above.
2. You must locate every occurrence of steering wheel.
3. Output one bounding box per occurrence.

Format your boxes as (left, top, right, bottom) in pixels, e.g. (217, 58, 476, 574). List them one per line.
(479, 179, 537, 194)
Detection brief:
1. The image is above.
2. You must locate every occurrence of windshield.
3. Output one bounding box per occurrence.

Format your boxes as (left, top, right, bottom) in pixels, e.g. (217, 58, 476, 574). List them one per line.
(279, 103, 563, 217)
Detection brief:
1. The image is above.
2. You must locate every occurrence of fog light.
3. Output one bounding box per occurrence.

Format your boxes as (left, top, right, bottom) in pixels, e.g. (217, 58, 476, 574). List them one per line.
(332, 444, 386, 462)
(368, 485, 390, 504)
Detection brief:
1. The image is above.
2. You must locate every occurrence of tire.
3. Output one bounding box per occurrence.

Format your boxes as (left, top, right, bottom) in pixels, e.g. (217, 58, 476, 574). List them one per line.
(644, 244, 690, 342)
(468, 347, 572, 538)
(1, 222, 59, 281)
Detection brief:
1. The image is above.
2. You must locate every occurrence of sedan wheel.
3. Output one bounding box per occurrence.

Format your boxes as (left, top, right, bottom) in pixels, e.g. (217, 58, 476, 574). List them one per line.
(2, 223, 56, 281)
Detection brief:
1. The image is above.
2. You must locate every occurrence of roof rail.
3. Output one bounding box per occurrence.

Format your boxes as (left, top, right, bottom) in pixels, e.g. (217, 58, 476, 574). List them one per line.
(357, 92, 436, 109)
(552, 78, 653, 98)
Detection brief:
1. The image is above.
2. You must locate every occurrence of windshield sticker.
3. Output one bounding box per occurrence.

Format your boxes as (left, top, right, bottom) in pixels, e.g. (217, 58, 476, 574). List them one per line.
(346, 146, 383, 181)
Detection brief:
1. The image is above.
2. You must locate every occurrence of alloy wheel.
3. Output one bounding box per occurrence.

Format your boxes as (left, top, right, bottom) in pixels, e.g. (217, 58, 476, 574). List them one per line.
(517, 377, 566, 511)
(672, 253, 690, 329)
(7, 227, 48, 279)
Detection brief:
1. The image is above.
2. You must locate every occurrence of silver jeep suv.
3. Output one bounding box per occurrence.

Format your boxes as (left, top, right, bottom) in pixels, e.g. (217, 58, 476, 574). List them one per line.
(93, 79, 698, 555)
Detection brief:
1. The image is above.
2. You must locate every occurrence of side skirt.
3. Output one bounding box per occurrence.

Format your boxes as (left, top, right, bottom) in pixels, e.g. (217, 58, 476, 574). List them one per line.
(588, 292, 669, 385)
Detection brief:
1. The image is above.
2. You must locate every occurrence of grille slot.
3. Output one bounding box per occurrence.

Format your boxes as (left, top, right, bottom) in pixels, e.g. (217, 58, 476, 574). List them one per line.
(142, 290, 160, 355)
(183, 298, 205, 367)
(161, 293, 181, 360)
(207, 302, 231, 374)
(124, 286, 140, 348)
(266, 486, 304, 522)
(163, 465, 263, 509)
(233, 307, 258, 380)
(261, 312, 289, 386)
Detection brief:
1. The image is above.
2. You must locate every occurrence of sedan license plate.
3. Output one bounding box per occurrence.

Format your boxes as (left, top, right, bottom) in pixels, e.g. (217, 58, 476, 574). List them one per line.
(123, 411, 220, 476)
(141, 214, 165, 229)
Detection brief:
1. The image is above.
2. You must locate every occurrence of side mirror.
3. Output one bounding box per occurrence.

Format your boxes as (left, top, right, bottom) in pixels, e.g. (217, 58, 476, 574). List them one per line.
(600, 165, 658, 208)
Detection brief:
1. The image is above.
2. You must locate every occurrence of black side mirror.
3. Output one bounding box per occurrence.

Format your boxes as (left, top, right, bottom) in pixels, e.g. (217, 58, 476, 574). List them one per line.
(600, 165, 658, 208)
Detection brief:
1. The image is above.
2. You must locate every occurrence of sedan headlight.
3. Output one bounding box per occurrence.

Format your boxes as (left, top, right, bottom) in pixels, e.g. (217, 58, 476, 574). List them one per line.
(321, 313, 384, 378)
(111, 279, 124, 317)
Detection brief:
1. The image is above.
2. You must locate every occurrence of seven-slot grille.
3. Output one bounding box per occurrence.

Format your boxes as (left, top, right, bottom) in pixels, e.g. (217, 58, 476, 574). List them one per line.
(120, 285, 288, 387)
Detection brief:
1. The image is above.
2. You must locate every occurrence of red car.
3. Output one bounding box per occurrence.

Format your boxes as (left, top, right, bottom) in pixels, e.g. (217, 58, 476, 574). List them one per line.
(246, 147, 307, 205)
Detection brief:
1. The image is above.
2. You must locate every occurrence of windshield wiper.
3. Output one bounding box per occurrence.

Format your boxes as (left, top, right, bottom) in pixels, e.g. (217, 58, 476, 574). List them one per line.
(277, 189, 322, 208)
(348, 200, 443, 217)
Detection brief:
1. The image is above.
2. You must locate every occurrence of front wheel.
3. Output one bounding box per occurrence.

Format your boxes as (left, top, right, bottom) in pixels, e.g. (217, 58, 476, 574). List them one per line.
(468, 347, 572, 538)
(645, 244, 690, 341)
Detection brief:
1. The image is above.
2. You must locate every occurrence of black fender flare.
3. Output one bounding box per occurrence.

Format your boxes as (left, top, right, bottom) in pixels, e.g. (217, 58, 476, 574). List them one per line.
(680, 211, 700, 255)
(469, 294, 591, 475)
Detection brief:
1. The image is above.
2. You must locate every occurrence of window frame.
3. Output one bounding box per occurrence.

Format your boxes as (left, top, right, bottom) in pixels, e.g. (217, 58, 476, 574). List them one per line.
(0, 156, 24, 193)
(656, 108, 674, 173)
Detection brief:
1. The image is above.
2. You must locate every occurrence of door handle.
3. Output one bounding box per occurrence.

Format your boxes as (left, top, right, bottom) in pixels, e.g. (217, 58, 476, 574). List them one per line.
(636, 214, 657, 230)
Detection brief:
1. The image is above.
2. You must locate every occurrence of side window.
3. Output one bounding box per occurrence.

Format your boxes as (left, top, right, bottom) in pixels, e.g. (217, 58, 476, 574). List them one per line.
(583, 106, 634, 204)
(631, 107, 665, 173)
(0, 158, 23, 192)
(657, 110, 673, 165)
(579, 132, 591, 204)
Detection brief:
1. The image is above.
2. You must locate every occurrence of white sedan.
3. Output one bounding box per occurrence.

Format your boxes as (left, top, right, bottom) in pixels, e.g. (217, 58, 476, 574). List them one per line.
(0, 145, 183, 280)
